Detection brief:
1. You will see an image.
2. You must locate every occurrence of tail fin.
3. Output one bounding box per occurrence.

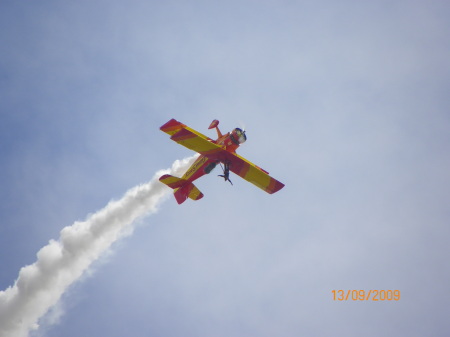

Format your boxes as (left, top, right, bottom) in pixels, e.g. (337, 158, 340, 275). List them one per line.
(208, 119, 222, 138)
(159, 174, 204, 204)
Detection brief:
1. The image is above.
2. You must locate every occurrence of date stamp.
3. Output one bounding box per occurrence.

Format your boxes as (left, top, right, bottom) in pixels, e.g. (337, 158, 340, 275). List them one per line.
(332, 290, 401, 301)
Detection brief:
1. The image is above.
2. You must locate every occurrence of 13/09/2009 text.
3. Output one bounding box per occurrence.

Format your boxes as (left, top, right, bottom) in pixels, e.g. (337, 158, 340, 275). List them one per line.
(332, 290, 401, 301)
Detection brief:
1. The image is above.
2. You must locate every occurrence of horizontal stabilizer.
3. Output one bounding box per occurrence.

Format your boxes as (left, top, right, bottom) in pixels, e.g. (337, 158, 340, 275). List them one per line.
(159, 174, 203, 204)
(159, 174, 187, 189)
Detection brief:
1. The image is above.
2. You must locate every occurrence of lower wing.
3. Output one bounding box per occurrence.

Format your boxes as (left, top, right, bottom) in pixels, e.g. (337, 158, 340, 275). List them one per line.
(221, 151, 284, 194)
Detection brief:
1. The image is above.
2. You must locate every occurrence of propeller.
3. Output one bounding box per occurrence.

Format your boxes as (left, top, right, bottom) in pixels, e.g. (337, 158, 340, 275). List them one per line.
(238, 120, 246, 133)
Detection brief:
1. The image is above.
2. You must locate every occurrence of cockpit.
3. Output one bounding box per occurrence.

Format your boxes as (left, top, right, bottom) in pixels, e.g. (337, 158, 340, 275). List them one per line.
(230, 128, 247, 145)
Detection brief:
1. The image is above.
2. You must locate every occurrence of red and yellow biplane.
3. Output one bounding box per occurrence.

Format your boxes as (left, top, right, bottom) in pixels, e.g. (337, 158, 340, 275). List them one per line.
(159, 118, 284, 204)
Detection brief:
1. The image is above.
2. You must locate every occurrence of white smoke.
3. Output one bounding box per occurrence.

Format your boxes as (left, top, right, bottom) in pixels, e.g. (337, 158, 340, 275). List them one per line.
(0, 155, 197, 337)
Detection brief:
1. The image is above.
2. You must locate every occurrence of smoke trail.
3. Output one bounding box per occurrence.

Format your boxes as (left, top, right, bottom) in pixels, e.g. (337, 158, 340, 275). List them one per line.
(0, 155, 197, 337)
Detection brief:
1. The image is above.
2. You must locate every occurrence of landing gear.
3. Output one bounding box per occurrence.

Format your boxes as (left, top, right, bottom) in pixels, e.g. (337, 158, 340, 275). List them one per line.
(219, 162, 233, 185)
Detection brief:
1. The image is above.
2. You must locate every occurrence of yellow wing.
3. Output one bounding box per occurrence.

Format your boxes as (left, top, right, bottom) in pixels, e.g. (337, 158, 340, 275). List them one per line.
(160, 119, 284, 194)
(161, 118, 223, 156)
(226, 152, 284, 194)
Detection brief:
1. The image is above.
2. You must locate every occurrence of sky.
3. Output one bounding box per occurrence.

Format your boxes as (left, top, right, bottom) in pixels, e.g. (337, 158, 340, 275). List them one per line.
(1, 0, 449, 336)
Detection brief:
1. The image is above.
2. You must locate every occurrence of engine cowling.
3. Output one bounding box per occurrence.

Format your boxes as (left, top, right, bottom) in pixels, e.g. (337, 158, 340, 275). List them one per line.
(230, 128, 247, 145)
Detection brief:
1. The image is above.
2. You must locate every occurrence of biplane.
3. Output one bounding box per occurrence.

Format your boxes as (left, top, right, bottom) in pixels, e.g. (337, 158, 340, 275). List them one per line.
(159, 118, 284, 204)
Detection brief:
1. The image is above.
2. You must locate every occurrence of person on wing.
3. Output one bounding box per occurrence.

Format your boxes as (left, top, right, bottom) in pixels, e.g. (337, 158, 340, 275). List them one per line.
(218, 162, 232, 185)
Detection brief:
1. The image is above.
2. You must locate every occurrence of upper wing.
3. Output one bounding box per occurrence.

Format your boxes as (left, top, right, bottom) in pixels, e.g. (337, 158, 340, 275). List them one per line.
(160, 118, 224, 156)
(160, 119, 284, 194)
(160, 118, 211, 139)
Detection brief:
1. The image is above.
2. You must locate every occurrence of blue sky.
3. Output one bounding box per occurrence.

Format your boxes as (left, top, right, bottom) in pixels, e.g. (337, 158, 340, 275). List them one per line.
(1, 1, 450, 336)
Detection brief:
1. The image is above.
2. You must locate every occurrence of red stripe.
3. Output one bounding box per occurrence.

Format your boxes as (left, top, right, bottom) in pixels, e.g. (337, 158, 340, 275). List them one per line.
(237, 162, 250, 177)
(266, 179, 285, 194)
(160, 119, 186, 133)
(170, 129, 197, 142)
